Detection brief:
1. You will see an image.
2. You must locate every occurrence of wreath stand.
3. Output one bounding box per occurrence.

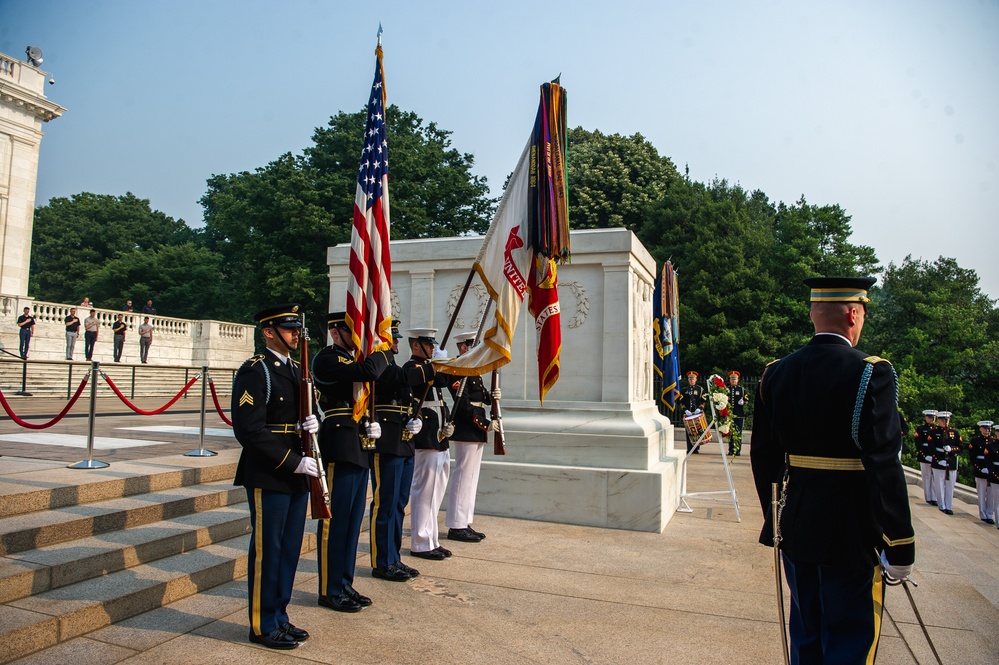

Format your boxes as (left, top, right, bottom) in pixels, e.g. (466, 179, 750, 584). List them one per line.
(677, 397, 741, 522)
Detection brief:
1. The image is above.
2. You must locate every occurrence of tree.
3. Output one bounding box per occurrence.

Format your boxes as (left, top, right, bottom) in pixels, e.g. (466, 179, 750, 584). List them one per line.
(30, 192, 197, 307)
(200, 105, 496, 333)
(566, 127, 680, 231)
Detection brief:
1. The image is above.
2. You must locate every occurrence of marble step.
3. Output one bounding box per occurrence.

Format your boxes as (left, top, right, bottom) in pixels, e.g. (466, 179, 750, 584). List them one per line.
(0, 481, 245, 556)
(0, 504, 251, 604)
(0, 453, 238, 519)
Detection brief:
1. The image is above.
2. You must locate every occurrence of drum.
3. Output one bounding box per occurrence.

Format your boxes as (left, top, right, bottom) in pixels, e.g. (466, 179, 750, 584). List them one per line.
(684, 412, 708, 442)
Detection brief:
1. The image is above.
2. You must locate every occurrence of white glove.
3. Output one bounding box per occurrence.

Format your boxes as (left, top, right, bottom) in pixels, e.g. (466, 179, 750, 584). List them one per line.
(433, 345, 449, 360)
(924, 455, 933, 462)
(301, 414, 319, 434)
(940, 461, 948, 468)
(684, 410, 692, 416)
(738, 399, 745, 406)
(365, 421, 382, 439)
(294, 456, 319, 477)
(880, 551, 912, 582)
(441, 422, 455, 438)
(491, 388, 502, 401)
(489, 419, 501, 432)
(943, 445, 952, 453)
(405, 418, 423, 435)
(694, 408, 702, 415)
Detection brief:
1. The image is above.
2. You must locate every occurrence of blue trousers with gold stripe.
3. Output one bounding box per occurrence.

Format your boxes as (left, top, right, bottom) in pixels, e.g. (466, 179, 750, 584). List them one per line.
(317, 462, 368, 597)
(783, 554, 884, 665)
(369, 453, 414, 569)
(246, 488, 308, 637)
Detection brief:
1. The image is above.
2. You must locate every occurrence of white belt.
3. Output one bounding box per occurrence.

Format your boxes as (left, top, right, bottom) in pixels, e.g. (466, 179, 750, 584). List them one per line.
(424, 401, 442, 408)
(469, 401, 485, 408)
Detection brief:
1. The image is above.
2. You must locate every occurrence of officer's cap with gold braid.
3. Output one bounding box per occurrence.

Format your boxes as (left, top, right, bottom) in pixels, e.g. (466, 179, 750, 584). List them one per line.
(254, 303, 302, 328)
(327, 311, 350, 331)
(391, 319, 403, 340)
(803, 276, 876, 303)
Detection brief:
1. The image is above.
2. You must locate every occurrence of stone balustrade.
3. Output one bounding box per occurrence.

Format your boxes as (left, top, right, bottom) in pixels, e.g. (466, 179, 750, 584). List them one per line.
(0, 296, 255, 368)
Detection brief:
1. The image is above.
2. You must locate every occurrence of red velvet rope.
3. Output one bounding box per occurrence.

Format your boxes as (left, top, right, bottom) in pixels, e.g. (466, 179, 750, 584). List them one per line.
(208, 378, 233, 426)
(0, 377, 90, 429)
(102, 373, 199, 415)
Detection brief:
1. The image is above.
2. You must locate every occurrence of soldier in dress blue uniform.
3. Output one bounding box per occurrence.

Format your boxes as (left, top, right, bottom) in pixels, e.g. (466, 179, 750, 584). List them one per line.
(369, 320, 432, 574)
(404, 328, 453, 559)
(231, 303, 319, 650)
(726, 371, 746, 456)
(930, 411, 963, 515)
(312, 311, 391, 610)
(442, 331, 501, 546)
(681, 371, 706, 453)
(968, 421, 994, 523)
(914, 409, 938, 505)
(751, 277, 914, 665)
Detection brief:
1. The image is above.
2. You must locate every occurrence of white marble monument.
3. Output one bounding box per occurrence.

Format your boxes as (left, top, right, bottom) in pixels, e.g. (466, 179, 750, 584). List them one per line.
(328, 227, 680, 532)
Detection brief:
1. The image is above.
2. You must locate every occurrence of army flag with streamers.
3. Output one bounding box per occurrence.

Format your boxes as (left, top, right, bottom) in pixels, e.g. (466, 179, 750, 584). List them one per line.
(346, 37, 393, 420)
(653, 262, 681, 411)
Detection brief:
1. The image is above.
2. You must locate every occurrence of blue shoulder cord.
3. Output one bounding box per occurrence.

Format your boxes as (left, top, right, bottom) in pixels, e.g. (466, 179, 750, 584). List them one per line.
(233, 356, 272, 406)
(852, 360, 899, 450)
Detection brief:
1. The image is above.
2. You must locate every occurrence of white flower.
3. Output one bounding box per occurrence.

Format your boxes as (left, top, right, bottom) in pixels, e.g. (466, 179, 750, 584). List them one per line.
(711, 392, 729, 409)
(719, 423, 731, 434)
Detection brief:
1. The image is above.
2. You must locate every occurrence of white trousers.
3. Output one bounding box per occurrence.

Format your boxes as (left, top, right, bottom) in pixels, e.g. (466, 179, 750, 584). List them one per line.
(410, 449, 450, 552)
(975, 478, 993, 519)
(987, 482, 999, 526)
(446, 440, 485, 529)
(934, 467, 957, 512)
(919, 462, 935, 502)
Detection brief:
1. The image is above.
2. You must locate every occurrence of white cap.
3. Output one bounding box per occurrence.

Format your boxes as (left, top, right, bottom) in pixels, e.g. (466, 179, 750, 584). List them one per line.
(405, 327, 438, 343)
(978, 421, 994, 428)
(922, 409, 937, 416)
(454, 331, 477, 344)
(937, 411, 952, 419)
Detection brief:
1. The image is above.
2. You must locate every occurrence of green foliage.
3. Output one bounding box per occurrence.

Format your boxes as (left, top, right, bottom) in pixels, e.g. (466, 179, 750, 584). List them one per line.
(29, 192, 201, 311)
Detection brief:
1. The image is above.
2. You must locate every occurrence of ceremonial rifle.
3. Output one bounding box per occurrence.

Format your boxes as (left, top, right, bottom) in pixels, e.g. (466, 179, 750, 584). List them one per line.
(299, 321, 332, 519)
(491, 369, 505, 455)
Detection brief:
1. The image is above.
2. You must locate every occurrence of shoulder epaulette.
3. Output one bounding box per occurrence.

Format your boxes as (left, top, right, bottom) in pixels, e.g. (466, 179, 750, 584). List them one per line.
(234, 354, 272, 405)
(863, 355, 891, 365)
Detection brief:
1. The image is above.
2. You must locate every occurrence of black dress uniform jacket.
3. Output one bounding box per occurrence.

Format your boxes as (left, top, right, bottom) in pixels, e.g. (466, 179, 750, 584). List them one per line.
(930, 426, 962, 474)
(372, 356, 431, 456)
(986, 438, 999, 484)
(969, 434, 991, 480)
(312, 346, 389, 468)
(404, 356, 449, 451)
(751, 334, 915, 568)
(232, 351, 308, 494)
(728, 384, 746, 418)
(914, 423, 934, 464)
(681, 384, 705, 413)
(441, 372, 491, 443)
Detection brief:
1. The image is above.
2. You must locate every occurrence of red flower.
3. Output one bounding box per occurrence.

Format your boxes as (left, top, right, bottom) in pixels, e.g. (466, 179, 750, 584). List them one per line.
(720, 407, 729, 418)
(713, 377, 725, 389)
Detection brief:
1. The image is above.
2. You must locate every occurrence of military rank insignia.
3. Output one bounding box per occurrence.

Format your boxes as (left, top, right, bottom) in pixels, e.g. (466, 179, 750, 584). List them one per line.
(239, 391, 254, 407)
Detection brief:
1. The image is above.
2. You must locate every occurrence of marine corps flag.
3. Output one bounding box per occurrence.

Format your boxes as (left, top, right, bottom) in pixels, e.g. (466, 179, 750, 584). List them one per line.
(438, 81, 569, 403)
(346, 32, 393, 420)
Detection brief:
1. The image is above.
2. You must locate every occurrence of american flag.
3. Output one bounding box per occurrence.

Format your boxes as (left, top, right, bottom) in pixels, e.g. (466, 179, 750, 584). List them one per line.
(346, 42, 393, 421)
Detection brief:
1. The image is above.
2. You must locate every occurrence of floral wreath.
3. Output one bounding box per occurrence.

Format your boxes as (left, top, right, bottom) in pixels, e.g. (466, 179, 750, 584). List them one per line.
(707, 374, 734, 438)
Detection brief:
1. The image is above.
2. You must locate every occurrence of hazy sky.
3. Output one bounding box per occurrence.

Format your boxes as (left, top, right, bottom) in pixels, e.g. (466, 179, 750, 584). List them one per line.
(3, 0, 997, 298)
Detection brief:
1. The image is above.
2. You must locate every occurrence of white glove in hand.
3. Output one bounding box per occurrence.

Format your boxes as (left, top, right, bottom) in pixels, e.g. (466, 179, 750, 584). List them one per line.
(943, 445, 952, 453)
(924, 455, 933, 462)
(880, 551, 912, 581)
(491, 388, 502, 401)
(694, 408, 702, 415)
(301, 414, 319, 434)
(489, 419, 501, 432)
(294, 456, 319, 477)
(684, 410, 692, 416)
(433, 345, 449, 361)
(441, 422, 455, 438)
(405, 418, 423, 435)
(365, 421, 382, 439)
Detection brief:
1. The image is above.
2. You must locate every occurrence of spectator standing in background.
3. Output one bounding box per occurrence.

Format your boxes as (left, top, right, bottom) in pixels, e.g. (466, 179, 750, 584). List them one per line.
(84, 309, 99, 360)
(112, 314, 127, 362)
(142, 299, 157, 315)
(79, 296, 93, 309)
(123, 300, 133, 312)
(16, 307, 35, 359)
(65, 308, 81, 360)
(138, 317, 153, 363)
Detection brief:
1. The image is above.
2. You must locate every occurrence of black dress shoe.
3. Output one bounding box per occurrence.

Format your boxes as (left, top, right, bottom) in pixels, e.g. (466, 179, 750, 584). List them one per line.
(396, 561, 421, 577)
(928, 500, 938, 506)
(318, 592, 362, 612)
(411, 549, 446, 560)
(343, 584, 372, 607)
(985, 518, 996, 525)
(945, 509, 954, 515)
(249, 629, 300, 649)
(467, 525, 486, 539)
(447, 527, 483, 542)
(280, 622, 309, 642)
(434, 546, 453, 558)
(372, 563, 411, 582)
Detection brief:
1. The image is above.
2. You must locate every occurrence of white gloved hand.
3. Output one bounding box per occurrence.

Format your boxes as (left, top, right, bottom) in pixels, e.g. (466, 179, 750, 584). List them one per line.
(738, 399, 745, 406)
(441, 422, 455, 438)
(489, 419, 501, 432)
(880, 551, 912, 582)
(940, 461, 948, 468)
(301, 414, 319, 434)
(491, 388, 502, 401)
(694, 408, 702, 415)
(924, 455, 933, 462)
(684, 410, 692, 416)
(294, 456, 319, 477)
(943, 445, 952, 453)
(365, 421, 382, 439)
(433, 345, 449, 360)
(405, 418, 423, 435)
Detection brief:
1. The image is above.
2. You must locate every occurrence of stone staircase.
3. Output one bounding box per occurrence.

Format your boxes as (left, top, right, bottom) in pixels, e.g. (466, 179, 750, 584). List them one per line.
(0, 449, 311, 663)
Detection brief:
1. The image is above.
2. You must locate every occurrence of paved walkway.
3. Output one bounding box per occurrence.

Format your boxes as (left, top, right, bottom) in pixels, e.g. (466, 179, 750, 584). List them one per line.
(1, 400, 997, 664)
